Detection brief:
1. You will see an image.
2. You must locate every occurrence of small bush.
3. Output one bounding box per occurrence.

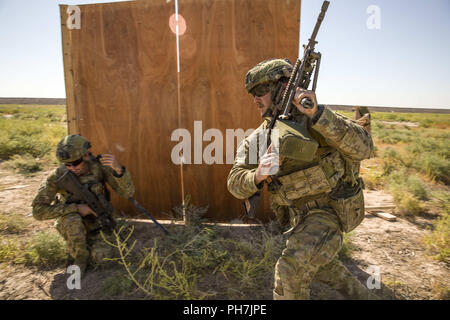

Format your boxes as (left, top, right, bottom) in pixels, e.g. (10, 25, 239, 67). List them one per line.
(396, 193, 423, 216)
(102, 275, 134, 297)
(424, 212, 450, 264)
(5, 154, 43, 174)
(104, 218, 285, 300)
(25, 231, 67, 267)
(406, 176, 428, 200)
(0, 106, 66, 161)
(377, 129, 412, 144)
(415, 154, 450, 184)
(362, 171, 383, 190)
(387, 171, 426, 216)
(0, 212, 28, 234)
(382, 148, 404, 175)
(0, 237, 23, 263)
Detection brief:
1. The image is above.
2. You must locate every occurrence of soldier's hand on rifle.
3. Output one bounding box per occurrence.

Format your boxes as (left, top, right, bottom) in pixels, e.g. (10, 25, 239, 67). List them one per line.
(292, 88, 318, 118)
(76, 204, 98, 217)
(99, 154, 123, 175)
(254, 145, 282, 185)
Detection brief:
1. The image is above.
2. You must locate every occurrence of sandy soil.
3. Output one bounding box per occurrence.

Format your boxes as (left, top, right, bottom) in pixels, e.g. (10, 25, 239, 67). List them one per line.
(350, 191, 449, 299)
(0, 168, 448, 300)
(379, 120, 419, 128)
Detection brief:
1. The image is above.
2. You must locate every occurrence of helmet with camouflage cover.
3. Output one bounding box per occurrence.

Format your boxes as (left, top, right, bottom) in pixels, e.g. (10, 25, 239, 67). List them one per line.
(245, 58, 293, 94)
(56, 134, 91, 163)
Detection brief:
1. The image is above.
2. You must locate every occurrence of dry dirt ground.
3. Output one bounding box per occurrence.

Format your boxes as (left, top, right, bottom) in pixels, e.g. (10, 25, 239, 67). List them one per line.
(0, 168, 448, 300)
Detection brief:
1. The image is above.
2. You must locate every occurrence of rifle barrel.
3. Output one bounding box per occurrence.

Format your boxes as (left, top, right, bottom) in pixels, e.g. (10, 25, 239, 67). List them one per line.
(308, 1, 330, 47)
(129, 197, 169, 235)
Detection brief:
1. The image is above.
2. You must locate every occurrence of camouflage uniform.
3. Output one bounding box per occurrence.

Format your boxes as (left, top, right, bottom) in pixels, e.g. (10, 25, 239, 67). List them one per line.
(32, 135, 135, 269)
(227, 59, 377, 300)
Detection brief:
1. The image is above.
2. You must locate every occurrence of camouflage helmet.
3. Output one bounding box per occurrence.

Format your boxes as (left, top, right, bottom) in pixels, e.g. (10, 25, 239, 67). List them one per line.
(245, 58, 293, 93)
(56, 134, 91, 163)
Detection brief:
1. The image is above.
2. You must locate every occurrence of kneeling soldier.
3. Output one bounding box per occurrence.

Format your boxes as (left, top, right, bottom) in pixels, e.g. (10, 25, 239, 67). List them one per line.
(32, 134, 135, 275)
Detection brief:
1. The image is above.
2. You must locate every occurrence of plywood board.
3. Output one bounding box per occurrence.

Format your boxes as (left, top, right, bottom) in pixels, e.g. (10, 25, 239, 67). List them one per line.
(178, 0, 300, 221)
(60, 1, 182, 218)
(60, 0, 300, 221)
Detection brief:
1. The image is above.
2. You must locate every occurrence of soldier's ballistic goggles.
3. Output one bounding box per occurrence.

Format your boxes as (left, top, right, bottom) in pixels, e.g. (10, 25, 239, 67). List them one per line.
(64, 157, 84, 167)
(250, 83, 273, 97)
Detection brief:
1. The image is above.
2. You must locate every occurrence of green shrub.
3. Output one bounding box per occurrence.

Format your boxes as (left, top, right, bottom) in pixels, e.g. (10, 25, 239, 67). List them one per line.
(102, 275, 134, 297)
(104, 219, 285, 300)
(25, 231, 67, 267)
(424, 212, 450, 263)
(386, 171, 426, 216)
(0, 237, 23, 263)
(406, 176, 428, 200)
(407, 134, 450, 158)
(0, 212, 28, 234)
(381, 148, 404, 174)
(362, 169, 383, 190)
(0, 105, 66, 161)
(415, 154, 450, 184)
(371, 112, 449, 128)
(377, 128, 413, 144)
(383, 147, 401, 161)
(397, 193, 423, 216)
(5, 154, 43, 174)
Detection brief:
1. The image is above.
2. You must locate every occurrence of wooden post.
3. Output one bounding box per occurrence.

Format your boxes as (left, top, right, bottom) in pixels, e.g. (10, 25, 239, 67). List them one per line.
(60, 5, 79, 134)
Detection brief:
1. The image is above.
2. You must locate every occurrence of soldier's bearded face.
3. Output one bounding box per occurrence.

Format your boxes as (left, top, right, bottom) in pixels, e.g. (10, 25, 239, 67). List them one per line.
(253, 92, 272, 117)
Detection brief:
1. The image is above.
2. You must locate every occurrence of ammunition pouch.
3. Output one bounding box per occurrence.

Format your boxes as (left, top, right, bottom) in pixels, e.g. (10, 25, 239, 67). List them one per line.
(328, 178, 365, 233)
(271, 164, 331, 206)
(268, 146, 365, 232)
(269, 150, 345, 207)
(271, 119, 318, 161)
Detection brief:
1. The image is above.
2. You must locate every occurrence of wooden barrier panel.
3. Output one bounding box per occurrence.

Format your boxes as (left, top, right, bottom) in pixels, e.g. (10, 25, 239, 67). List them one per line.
(60, 0, 300, 222)
(177, 0, 300, 221)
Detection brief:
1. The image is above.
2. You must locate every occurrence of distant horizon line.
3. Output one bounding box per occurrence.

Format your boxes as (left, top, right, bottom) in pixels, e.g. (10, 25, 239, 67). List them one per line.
(0, 97, 449, 114)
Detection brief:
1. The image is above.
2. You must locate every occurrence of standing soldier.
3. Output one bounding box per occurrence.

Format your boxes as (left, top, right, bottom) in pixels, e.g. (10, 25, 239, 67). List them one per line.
(32, 134, 135, 275)
(227, 59, 378, 300)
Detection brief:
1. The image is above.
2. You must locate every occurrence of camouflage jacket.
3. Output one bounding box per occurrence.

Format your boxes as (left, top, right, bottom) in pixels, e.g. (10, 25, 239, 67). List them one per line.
(32, 157, 135, 221)
(227, 106, 373, 204)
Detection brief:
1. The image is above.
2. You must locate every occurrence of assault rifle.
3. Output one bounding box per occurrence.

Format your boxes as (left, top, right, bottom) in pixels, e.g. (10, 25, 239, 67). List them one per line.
(57, 169, 169, 235)
(243, 0, 330, 218)
(56, 170, 117, 232)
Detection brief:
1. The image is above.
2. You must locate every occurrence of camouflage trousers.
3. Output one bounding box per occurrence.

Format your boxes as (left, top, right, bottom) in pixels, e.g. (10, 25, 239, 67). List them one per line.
(55, 212, 115, 265)
(272, 203, 377, 300)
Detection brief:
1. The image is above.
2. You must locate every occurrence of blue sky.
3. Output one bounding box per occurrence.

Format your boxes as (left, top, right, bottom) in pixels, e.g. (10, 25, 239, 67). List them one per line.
(0, 0, 449, 109)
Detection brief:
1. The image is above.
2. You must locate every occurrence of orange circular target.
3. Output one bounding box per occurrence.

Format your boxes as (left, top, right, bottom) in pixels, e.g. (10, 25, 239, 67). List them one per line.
(169, 13, 187, 35)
